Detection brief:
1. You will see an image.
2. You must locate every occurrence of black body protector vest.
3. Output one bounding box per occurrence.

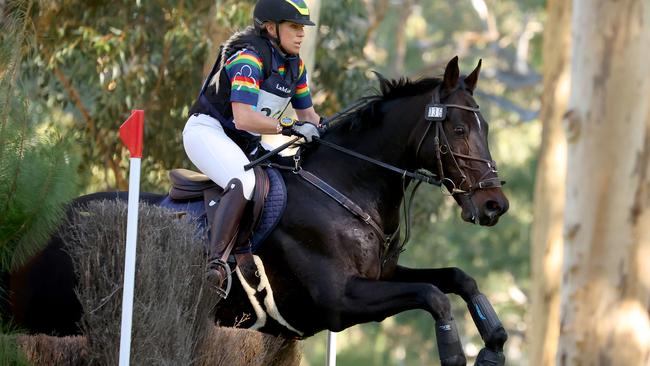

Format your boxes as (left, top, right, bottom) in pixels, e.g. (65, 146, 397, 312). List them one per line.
(189, 27, 302, 155)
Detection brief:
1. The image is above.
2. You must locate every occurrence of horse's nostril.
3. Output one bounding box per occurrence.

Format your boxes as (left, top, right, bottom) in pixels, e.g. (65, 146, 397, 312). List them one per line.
(485, 200, 502, 216)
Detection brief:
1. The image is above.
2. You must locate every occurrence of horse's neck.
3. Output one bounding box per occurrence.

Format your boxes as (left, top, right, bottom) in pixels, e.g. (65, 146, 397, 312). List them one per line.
(304, 112, 416, 227)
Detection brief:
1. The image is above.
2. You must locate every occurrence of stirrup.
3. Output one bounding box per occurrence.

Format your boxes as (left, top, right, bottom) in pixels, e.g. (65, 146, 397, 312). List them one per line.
(207, 258, 232, 300)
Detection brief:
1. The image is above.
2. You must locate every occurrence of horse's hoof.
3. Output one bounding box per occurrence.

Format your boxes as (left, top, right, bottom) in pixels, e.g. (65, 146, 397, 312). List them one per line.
(473, 348, 505, 366)
(485, 326, 508, 349)
(441, 355, 467, 366)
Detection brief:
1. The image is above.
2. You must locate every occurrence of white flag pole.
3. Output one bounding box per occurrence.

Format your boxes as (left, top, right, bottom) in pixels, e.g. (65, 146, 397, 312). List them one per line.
(118, 110, 144, 366)
(119, 157, 141, 366)
(326, 331, 337, 366)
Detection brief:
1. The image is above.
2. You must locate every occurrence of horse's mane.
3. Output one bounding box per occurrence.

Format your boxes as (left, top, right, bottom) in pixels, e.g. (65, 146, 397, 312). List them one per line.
(334, 74, 442, 131)
(377, 75, 442, 101)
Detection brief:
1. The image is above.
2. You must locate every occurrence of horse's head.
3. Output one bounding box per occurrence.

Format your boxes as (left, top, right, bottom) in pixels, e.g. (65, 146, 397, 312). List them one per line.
(415, 57, 509, 226)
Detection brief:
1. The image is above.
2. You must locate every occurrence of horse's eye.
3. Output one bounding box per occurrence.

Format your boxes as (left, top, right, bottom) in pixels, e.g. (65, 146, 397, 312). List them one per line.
(453, 126, 466, 136)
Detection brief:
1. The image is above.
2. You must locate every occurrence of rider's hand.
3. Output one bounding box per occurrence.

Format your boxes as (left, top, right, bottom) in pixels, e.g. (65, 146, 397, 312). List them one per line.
(280, 118, 320, 142)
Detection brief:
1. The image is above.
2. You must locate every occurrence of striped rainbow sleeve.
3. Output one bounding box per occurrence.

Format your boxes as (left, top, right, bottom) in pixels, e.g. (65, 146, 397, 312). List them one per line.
(291, 59, 313, 110)
(225, 49, 263, 106)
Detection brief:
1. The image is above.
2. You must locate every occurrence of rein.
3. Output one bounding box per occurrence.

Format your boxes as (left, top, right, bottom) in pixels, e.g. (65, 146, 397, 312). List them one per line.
(244, 99, 370, 171)
(314, 138, 440, 185)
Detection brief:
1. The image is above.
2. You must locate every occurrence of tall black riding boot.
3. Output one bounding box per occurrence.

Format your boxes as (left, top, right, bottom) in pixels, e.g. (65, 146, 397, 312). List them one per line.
(207, 178, 249, 293)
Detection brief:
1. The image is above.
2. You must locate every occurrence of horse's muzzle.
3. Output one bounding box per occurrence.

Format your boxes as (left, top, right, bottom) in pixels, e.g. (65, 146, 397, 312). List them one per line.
(481, 197, 509, 226)
(459, 190, 509, 226)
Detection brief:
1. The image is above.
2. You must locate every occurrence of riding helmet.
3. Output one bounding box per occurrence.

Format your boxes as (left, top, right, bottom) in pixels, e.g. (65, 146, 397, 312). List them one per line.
(253, 0, 316, 27)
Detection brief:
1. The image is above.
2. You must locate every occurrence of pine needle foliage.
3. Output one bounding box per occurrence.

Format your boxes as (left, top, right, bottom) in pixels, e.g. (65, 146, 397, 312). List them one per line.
(0, 0, 79, 272)
(0, 337, 31, 366)
(0, 324, 31, 366)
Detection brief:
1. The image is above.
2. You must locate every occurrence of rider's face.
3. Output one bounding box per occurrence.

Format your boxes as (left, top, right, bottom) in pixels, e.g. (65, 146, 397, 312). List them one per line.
(267, 21, 305, 55)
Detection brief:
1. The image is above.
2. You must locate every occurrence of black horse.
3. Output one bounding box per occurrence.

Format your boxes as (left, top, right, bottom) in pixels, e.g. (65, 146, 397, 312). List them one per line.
(4, 57, 509, 365)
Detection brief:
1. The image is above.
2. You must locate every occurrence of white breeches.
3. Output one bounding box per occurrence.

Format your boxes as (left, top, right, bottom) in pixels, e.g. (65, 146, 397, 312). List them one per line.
(183, 113, 255, 200)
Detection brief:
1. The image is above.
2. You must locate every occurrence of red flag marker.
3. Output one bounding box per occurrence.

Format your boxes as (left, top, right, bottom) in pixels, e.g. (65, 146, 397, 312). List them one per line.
(118, 110, 144, 366)
(119, 110, 144, 158)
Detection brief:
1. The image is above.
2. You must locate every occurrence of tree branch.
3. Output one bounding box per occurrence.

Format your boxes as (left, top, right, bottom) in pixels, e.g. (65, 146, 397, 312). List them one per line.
(203, 1, 231, 76)
(492, 68, 541, 89)
(107, 148, 127, 190)
(151, 0, 184, 103)
(514, 15, 543, 75)
(391, 0, 414, 76)
(363, 0, 389, 44)
(53, 67, 127, 190)
(53, 68, 97, 138)
(475, 90, 539, 122)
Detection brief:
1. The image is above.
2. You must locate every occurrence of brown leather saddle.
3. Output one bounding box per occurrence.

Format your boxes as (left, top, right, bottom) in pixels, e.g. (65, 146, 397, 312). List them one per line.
(167, 166, 270, 249)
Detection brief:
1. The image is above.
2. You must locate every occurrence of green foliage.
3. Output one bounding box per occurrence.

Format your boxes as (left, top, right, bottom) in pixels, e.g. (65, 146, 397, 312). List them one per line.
(0, 334, 31, 366)
(0, 322, 30, 366)
(215, 0, 256, 29)
(23, 0, 217, 192)
(0, 117, 78, 271)
(0, 0, 79, 272)
(313, 0, 375, 115)
(22, 0, 376, 190)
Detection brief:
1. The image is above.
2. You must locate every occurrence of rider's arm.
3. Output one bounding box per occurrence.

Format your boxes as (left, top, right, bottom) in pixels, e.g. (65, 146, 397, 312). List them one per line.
(291, 60, 320, 125)
(232, 102, 282, 134)
(225, 49, 282, 135)
(296, 106, 320, 126)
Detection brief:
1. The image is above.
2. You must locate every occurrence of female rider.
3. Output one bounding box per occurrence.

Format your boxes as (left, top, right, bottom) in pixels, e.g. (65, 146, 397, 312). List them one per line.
(183, 0, 321, 287)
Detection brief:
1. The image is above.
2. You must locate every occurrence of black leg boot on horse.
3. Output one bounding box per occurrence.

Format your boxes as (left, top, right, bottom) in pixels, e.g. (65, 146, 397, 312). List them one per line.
(206, 178, 249, 298)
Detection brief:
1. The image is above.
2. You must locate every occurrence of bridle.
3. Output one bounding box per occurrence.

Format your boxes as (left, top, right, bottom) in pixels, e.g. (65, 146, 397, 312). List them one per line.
(415, 86, 504, 197)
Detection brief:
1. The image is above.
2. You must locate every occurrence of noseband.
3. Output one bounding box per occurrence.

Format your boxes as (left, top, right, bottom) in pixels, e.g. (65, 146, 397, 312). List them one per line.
(415, 86, 504, 196)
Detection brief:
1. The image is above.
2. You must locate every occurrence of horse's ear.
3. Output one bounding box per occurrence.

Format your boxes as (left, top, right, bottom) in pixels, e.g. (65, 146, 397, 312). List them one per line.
(442, 56, 460, 90)
(372, 70, 386, 82)
(373, 71, 390, 94)
(464, 59, 482, 92)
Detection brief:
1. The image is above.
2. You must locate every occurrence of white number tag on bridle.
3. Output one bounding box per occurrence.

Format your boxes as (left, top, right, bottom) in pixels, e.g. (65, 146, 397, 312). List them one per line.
(425, 104, 447, 121)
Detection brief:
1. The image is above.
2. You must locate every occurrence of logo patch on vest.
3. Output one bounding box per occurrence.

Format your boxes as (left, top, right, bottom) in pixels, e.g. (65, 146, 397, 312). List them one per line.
(275, 84, 291, 94)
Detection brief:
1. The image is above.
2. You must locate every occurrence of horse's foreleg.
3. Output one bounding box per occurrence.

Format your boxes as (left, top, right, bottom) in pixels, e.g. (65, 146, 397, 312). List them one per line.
(391, 266, 506, 366)
(326, 278, 466, 366)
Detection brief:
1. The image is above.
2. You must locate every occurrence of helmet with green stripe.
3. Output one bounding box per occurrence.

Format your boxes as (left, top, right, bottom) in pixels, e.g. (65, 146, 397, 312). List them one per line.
(254, 0, 315, 27)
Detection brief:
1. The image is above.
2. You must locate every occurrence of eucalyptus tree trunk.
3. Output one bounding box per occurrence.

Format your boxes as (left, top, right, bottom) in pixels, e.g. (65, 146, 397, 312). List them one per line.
(558, 0, 650, 364)
(391, 0, 413, 76)
(202, 3, 231, 77)
(301, 0, 321, 79)
(528, 0, 571, 364)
